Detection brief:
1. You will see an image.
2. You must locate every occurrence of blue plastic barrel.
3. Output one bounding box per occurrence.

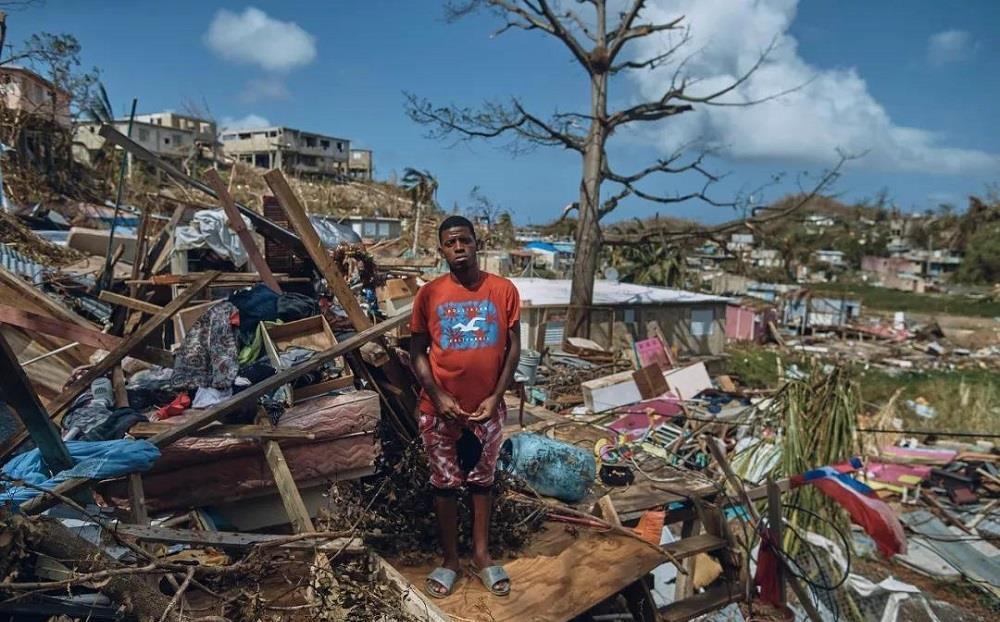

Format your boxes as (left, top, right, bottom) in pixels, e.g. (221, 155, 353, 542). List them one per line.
(500, 432, 596, 503)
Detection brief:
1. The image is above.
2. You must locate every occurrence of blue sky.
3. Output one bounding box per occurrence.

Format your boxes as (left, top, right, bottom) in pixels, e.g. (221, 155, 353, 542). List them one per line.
(6, 0, 999, 225)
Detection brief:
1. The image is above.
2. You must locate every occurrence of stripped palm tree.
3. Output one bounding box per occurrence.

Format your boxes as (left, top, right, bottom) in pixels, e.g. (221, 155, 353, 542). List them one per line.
(402, 168, 438, 256)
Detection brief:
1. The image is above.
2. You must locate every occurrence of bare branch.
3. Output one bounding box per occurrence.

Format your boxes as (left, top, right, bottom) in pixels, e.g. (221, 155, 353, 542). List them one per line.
(609, 26, 691, 74)
(404, 92, 586, 153)
(609, 14, 685, 61)
(604, 148, 717, 186)
(603, 153, 853, 244)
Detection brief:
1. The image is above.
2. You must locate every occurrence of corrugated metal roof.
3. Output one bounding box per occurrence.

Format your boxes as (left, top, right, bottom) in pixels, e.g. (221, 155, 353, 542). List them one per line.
(0, 244, 47, 284)
(510, 278, 731, 307)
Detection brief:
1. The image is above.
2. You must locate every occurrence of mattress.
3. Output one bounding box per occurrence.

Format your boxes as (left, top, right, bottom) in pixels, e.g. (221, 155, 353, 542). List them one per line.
(101, 390, 380, 512)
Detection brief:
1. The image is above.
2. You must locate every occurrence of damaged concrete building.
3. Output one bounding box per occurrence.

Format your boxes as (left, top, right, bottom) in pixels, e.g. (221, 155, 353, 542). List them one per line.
(219, 125, 353, 179)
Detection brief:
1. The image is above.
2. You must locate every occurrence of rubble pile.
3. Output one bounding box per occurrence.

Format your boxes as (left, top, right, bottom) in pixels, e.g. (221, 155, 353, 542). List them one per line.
(0, 120, 996, 622)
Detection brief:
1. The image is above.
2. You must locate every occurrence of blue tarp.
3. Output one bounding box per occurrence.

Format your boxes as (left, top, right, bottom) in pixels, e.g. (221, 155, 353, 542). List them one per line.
(1, 439, 160, 508)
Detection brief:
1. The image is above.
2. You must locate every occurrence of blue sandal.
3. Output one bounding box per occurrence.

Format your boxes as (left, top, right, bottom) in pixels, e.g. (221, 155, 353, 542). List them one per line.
(474, 565, 511, 597)
(425, 567, 458, 598)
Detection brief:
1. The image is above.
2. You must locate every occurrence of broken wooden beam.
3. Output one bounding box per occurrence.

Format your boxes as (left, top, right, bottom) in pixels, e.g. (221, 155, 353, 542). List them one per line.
(0, 331, 73, 474)
(98, 290, 164, 315)
(126, 273, 308, 286)
(0, 306, 174, 367)
(204, 168, 283, 294)
(107, 524, 365, 553)
(263, 169, 370, 331)
(21, 310, 411, 515)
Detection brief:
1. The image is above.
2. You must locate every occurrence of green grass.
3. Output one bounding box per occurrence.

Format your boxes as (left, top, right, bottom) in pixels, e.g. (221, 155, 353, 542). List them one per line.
(808, 282, 1000, 318)
(727, 344, 1000, 436)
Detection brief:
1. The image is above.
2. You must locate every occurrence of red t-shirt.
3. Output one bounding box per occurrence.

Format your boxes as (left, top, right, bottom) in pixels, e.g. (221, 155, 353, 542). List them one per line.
(410, 271, 521, 415)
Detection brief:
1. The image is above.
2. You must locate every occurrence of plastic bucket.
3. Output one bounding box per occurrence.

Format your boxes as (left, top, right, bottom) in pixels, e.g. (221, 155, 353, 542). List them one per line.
(515, 349, 542, 385)
(500, 432, 595, 503)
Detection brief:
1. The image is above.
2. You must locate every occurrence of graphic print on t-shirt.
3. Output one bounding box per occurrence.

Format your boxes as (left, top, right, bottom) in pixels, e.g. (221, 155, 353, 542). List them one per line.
(437, 300, 499, 350)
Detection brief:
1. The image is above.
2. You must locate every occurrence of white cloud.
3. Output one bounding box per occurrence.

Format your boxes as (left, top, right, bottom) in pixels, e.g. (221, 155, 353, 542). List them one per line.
(240, 77, 291, 102)
(220, 114, 271, 131)
(205, 7, 316, 72)
(927, 29, 975, 66)
(629, 0, 999, 175)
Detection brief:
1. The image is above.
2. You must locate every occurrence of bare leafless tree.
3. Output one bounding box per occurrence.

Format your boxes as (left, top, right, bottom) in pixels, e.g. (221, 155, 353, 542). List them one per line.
(406, 0, 807, 338)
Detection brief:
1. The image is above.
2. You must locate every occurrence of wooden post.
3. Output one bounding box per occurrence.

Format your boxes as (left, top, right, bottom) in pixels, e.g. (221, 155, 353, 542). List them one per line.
(0, 331, 73, 474)
(127, 472, 150, 525)
(111, 366, 129, 408)
(766, 477, 787, 608)
(263, 169, 369, 330)
(129, 206, 151, 298)
(204, 168, 282, 294)
(263, 440, 314, 533)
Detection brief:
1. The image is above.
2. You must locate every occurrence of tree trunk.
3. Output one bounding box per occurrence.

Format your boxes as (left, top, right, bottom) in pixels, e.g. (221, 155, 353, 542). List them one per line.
(566, 71, 608, 339)
(27, 515, 176, 621)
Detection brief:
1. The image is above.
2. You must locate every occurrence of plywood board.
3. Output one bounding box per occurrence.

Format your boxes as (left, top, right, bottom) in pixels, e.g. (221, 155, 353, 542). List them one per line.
(663, 362, 712, 401)
(391, 525, 668, 622)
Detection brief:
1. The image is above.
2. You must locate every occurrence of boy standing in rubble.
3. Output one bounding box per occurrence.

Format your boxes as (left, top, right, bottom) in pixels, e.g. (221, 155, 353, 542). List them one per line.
(410, 215, 520, 598)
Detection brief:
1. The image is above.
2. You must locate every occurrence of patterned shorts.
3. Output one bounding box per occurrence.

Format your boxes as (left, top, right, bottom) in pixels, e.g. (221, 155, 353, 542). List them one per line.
(419, 401, 507, 490)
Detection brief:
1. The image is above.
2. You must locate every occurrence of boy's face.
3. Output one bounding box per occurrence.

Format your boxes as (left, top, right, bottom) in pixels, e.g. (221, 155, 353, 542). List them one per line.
(439, 226, 478, 272)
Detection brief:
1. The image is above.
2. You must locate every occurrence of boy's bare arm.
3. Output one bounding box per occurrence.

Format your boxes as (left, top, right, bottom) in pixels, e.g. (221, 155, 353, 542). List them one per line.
(410, 331, 467, 419)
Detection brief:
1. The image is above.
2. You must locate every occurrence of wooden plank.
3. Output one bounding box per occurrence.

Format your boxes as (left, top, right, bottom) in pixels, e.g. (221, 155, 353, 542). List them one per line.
(111, 366, 129, 407)
(98, 124, 308, 254)
(128, 206, 151, 298)
(391, 527, 668, 622)
(20, 311, 410, 515)
(110, 524, 365, 553)
(204, 168, 282, 293)
(98, 290, 164, 315)
(708, 439, 820, 622)
(263, 440, 315, 534)
(372, 553, 451, 622)
(662, 533, 727, 562)
(127, 273, 306, 286)
(127, 422, 317, 440)
(0, 331, 73, 474)
(263, 169, 371, 331)
(0, 306, 173, 367)
(149, 204, 186, 276)
(292, 375, 355, 402)
(660, 583, 743, 622)
(128, 473, 149, 525)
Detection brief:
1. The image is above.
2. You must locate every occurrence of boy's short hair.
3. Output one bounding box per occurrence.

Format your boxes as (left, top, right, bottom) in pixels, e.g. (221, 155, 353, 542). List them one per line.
(438, 215, 477, 242)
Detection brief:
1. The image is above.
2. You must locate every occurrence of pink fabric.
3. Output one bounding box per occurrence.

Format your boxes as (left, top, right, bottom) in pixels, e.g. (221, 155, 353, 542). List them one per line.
(420, 401, 506, 489)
